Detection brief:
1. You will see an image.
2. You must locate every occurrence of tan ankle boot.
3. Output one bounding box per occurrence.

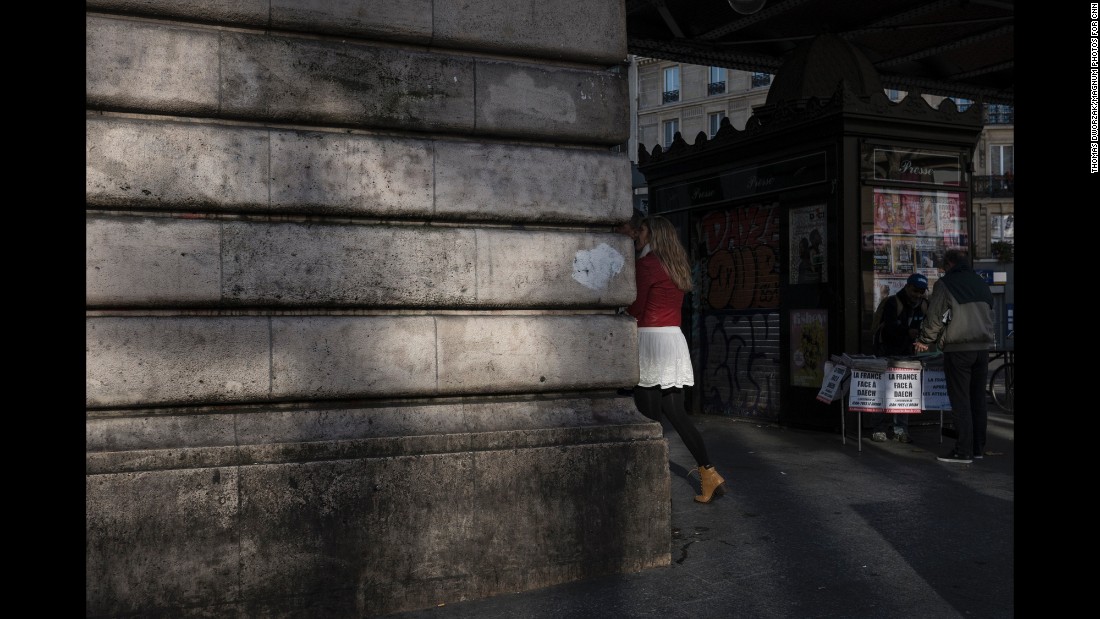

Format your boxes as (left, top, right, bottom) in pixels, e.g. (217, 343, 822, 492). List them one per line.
(695, 465, 726, 503)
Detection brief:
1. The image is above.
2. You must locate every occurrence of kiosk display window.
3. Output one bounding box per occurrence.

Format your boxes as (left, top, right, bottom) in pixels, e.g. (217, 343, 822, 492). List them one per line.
(860, 143, 970, 313)
(867, 188, 967, 307)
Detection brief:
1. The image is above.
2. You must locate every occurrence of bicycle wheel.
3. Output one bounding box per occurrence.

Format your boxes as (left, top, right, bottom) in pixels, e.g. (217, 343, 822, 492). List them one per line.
(989, 363, 1014, 413)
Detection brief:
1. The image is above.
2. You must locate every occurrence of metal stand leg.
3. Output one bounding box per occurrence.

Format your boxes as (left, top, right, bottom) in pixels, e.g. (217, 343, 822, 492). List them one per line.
(841, 398, 846, 445)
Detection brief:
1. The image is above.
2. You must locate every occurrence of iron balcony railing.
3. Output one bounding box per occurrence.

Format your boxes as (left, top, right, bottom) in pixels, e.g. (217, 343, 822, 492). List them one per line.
(972, 174, 1014, 198)
(662, 89, 680, 103)
(751, 73, 771, 88)
(707, 81, 726, 95)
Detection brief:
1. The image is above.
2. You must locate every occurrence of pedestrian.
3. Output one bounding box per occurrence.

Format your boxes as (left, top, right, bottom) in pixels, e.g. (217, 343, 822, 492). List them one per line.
(913, 249, 995, 463)
(626, 215, 727, 503)
(871, 272, 929, 443)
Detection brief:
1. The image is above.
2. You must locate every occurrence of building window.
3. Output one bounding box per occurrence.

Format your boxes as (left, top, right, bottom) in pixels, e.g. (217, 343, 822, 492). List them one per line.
(950, 97, 973, 111)
(708, 111, 725, 138)
(663, 66, 680, 103)
(663, 119, 679, 149)
(991, 214, 1014, 245)
(751, 72, 771, 88)
(884, 89, 906, 102)
(985, 104, 1014, 124)
(989, 144, 1014, 176)
(707, 66, 726, 95)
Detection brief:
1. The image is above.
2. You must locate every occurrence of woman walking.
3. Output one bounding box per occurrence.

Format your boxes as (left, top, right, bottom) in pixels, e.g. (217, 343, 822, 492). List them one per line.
(626, 215, 727, 504)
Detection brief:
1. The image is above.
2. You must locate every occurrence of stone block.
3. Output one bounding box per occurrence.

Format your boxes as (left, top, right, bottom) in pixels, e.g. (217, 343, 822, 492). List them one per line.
(86, 216, 222, 306)
(474, 60, 630, 144)
(269, 316, 438, 399)
(86, 15, 221, 115)
(86, 317, 271, 408)
(432, 0, 627, 64)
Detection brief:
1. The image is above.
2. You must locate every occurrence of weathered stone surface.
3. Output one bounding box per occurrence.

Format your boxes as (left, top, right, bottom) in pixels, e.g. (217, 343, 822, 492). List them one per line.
(85, 117, 272, 211)
(268, 129, 434, 215)
(86, 3, 660, 616)
(86, 396, 651, 460)
(86, 216, 636, 307)
(86, 0, 624, 64)
(86, 437, 670, 617)
(86, 216, 222, 305)
(433, 140, 633, 223)
(86, 0, 269, 25)
(218, 32, 477, 132)
(86, 117, 632, 221)
(474, 59, 631, 143)
(435, 315, 636, 392)
(86, 15, 221, 116)
(269, 0, 433, 41)
(86, 17, 626, 143)
(86, 317, 272, 408)
(219, 223, 479, 307)
(86, 315, 638, 407)
(432, 0, 627, 63)
(86, 466, 241, 617)
(269, 316, 439, 399)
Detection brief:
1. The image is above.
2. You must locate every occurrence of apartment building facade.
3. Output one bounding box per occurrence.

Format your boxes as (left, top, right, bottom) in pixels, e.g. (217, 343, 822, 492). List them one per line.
(628, 56, 1014, 261)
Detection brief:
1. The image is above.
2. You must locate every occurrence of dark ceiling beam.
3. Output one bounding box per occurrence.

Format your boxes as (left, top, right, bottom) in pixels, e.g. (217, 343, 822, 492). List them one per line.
(873, 24, 1013, 67)
(652, 0, 685, 38)
(844, 0, 964, 31)
(967, 0, 1015, 10)
(880, 72, 1012, 104)
(947, 60, 1013, 80)
(697, 0, 813, 41)
(628, 38, 785, 71)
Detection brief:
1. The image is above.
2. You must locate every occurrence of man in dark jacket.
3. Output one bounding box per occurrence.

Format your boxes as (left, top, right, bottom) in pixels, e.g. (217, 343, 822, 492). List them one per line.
(870, 273, 929, 443)
(914, 250, 995, 463)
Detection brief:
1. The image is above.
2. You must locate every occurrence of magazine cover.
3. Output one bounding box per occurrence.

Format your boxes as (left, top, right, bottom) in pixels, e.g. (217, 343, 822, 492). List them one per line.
(872, 236, 891, 274)
(791, 309, 828, 388)
(790, 205, 827, 284)
(892, 239, 915, 274)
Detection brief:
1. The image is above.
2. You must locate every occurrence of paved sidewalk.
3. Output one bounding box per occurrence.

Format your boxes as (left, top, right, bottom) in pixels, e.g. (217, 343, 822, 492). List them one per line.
(385, 410, 1014, 619)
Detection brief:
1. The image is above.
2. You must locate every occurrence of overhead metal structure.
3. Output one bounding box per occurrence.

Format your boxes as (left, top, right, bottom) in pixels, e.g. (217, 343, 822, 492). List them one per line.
(626, 0, 1014, 105)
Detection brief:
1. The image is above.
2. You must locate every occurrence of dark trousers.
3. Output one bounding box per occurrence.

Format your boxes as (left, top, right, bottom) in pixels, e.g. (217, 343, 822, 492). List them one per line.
(944, 350, 989, 457)
(633, 386, 711, 467)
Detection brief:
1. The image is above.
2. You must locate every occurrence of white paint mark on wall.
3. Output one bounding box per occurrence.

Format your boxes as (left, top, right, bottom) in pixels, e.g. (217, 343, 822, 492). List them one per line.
(488, 72, 577, 123)
(572, 243, 624, 291)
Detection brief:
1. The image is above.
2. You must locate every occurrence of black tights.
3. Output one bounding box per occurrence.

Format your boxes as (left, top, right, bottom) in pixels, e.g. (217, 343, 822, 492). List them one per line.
(633, 385, 711, 467)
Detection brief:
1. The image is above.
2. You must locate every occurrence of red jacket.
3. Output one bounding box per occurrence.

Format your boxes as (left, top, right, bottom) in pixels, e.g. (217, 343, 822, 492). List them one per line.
(627, 252, 684, 327)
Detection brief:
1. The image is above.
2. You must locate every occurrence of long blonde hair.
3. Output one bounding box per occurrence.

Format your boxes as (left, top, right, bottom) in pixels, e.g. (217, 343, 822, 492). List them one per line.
(642, 216, 693, 292)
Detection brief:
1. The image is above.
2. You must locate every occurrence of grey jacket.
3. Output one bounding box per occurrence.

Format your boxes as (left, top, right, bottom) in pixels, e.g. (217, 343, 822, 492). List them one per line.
(916, 264, 995, 352)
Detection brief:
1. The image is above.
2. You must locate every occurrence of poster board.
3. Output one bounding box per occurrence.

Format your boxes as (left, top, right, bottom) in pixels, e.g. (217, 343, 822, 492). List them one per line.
(921, 368, 951, 410)
(816, 361, 850, 403)
(884, 367, 922, 413)
(848, 370, 885, 412)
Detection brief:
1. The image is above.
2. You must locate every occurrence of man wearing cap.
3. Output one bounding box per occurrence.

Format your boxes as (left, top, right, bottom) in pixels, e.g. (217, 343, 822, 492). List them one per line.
(914, 249, 995, 464)
(871, 272, 929, 443)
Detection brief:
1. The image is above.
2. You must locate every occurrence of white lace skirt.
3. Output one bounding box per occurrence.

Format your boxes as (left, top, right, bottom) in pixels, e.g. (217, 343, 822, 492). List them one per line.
(637, 326, 695, 388)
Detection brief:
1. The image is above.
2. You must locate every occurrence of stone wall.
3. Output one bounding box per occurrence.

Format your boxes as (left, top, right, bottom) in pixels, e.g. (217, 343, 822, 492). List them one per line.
(85, 1, 671, 616)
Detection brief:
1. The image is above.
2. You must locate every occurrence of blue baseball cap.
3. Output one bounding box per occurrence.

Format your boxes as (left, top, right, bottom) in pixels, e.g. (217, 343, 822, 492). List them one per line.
(907, 273, 928, 290)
